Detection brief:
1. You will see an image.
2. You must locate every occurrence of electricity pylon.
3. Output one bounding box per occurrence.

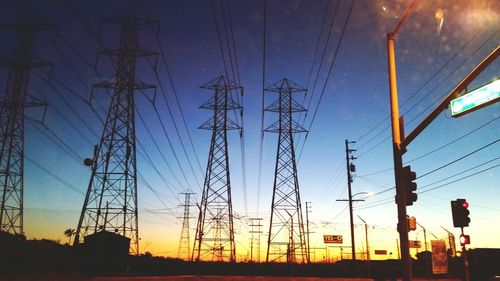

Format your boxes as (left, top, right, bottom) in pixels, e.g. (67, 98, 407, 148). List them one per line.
(73, 14, 157, 255)
(265, 78, 308, 263)
(0, 17, 52, 235)
(178, 192, 195, 260)
(193, 75, 242, 262)
(249, 217, 263, 262)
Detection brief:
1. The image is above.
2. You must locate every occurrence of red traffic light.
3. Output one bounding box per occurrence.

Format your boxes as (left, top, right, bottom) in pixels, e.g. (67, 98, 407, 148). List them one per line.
(462, 201, 469, 208)
(459, 234, 470, 246)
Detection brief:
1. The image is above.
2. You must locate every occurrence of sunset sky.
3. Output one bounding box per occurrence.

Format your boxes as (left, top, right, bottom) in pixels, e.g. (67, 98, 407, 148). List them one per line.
(0, 0, 498, 261)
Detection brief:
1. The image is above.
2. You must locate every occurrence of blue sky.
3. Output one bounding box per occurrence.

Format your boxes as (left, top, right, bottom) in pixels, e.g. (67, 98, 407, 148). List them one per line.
(0, 0, 498, 259)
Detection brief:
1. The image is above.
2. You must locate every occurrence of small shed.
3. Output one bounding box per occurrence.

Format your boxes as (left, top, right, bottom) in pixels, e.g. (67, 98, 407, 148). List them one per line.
(83, 230, 130, 258)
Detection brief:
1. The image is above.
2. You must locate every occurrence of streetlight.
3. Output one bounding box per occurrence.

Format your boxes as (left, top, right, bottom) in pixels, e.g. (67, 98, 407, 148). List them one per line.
(357, 215, 370, 261)
(337, 191, 372, 260)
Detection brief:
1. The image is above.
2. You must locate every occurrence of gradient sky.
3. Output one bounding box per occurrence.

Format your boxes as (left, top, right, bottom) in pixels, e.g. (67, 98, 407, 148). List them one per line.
(0, 0, 498, 261)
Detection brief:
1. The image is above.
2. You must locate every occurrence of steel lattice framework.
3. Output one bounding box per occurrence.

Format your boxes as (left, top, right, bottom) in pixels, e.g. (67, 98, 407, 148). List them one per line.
(178, 192, 194, 260)
(265, 78, 308, 263)
(0, 18, 52, 235)
(74, 15, 157, 254)
(193, 76, 242, 262)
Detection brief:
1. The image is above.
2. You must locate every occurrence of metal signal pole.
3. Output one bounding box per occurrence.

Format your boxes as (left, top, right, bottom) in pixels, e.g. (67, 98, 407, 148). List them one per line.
(386, 1, 418, 279)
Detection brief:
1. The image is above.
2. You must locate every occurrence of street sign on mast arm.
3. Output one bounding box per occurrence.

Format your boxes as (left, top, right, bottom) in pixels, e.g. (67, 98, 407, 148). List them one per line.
(450, 79, 500, 117)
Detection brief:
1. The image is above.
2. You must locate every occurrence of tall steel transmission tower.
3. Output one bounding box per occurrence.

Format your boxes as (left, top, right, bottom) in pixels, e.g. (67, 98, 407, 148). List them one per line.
(178, 192, 195, 260)
(73, 15, 157, 255)
(0, 18, 52, 235)
(193, 75, 242, 262)
(265, 78, 308, 263)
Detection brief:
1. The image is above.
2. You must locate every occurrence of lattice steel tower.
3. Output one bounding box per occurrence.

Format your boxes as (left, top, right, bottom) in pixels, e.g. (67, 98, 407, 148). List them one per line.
(265, 78, 308, 263)
(0, 18, 52, 235)
(178, 192, 194, 260)
(74, 15, 157, 254)
(193, 76, 242, 262)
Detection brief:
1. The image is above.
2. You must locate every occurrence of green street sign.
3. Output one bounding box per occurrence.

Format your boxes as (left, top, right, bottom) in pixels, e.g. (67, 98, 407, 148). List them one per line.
(450, 79, 500, 117)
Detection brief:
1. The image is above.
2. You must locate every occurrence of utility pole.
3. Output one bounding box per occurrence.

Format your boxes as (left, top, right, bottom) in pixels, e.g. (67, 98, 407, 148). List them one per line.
(305, 201, 312, 263)
(357, 215, 370, 261)
(178, 192, 195, 260)
(0, 17, 52, 235)
(336, 139, 360, 260)
(193, 76, 242, 262)
(265, 78, 308, 263)
(249, 217, 263, 262)
(74, 14, 157, 255)
(347, 140, 356, 260)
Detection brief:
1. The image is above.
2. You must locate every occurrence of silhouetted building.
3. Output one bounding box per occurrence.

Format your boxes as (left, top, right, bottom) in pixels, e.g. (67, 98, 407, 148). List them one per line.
(83, 230, 130, 259)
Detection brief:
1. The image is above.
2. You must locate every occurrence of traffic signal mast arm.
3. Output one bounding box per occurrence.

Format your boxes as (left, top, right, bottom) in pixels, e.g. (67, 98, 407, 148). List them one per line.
(401, 46, 499, 150)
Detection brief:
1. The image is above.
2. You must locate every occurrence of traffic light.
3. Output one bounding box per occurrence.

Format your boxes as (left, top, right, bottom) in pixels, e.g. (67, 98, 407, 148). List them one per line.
(407, 216, 416, 231)
(459, 234, 470, 246)
(401, 165, 417, 206)
(451, 199, 470, 227)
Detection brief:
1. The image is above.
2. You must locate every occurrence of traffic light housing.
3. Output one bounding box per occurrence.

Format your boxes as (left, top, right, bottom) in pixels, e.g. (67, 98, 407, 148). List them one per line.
(451, 199, 470, 227)
(459, 234, 470, 246)
(407, 216, 416, 231)
(401, 165, 417, 206)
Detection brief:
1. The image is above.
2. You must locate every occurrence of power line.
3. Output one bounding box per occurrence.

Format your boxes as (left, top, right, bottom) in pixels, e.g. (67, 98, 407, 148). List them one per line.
(26, 118, 83, 165)
(135, 107, 184, 191)
(152, 32, 204, 175)
(296, 0, 336, 130)
(151, 104, 195, 191)
(30, 3, 185, 208)
(358, 115, 499, 176)
(417, 138, 500, 179)
(145, 56, 202, 190)
(224, 0, 241, 84)
(256, 0, 267, 214)
(135, 113, 182, 205)
(133, 0, 206, 178)
(224, 0, 248, 216)
(407, 116, 500, 164)
(296, 0, 341, 157)
(25, 155, 84, 195)
(355, 157, 500, 211)
(297, 0, 356, 160)
(355, 27, 497, 150)
(418, 156, 500, 194)
(59, 3, 192, 211)
(404, 31, 499, 123)
(204, 1, 249, 218)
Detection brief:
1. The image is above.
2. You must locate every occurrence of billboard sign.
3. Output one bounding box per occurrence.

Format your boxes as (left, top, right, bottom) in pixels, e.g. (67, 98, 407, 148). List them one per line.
(409, 240, 421, 248)
(374, 249, 387, 255)
(323, 235, 343, 244)
(431, 240, 448, 274)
